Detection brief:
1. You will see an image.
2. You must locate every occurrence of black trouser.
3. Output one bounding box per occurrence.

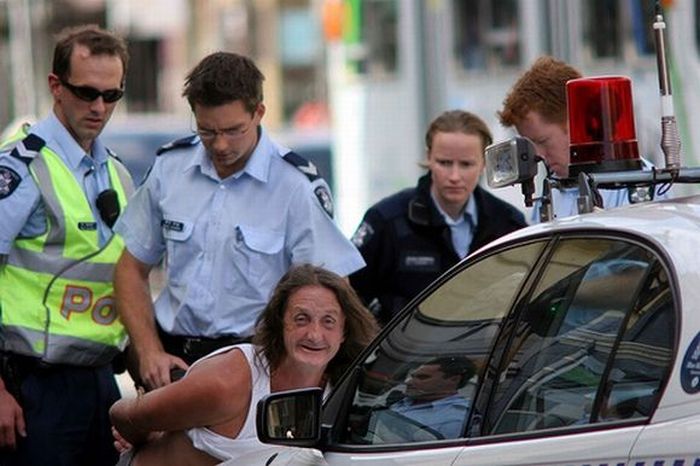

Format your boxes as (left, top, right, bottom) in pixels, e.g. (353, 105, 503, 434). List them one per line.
(0, 353, 119, 466)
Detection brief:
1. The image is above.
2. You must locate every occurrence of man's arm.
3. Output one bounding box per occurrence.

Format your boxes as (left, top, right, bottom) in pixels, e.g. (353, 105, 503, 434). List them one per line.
(114, 249, 187, 390)
(110, 349, 251, 442)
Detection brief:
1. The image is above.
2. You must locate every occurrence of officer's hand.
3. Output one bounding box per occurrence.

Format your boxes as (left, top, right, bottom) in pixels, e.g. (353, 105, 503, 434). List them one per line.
(0, 387, 25, 449)
(112, 426, 132, 453)
(139, 351, 188, 390)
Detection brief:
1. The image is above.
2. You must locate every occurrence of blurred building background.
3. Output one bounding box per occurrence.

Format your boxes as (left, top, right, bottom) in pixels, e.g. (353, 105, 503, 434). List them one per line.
(0, 0, 328, 126)
(2, 0, 700, 233)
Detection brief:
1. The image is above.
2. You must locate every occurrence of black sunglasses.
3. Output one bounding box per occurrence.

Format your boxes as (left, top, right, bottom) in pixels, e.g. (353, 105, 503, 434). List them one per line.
(60, 79, 124, 103)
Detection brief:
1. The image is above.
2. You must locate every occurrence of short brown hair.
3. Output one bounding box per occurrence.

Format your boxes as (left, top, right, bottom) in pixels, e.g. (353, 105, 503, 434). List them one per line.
(52, 24, 129, 84)
(253, 264, 378, 385)
(182, 52, 264, 113)
(425, 356, 477, 389)
(498, 56, 581, 127)
(425, 110, 493, 153)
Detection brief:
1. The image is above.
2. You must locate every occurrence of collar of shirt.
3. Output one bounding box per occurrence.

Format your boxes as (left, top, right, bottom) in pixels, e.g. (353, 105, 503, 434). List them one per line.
(185, 126, 274, 183)
(431, 192, 477, 258)
(431, 191, 478, 230)
(31, 111, 110, 172)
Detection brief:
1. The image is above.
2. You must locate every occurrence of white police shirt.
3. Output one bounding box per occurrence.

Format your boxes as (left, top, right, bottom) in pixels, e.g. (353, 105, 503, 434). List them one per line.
(0, 112, 117, 254)
(114, 126, 364, 337)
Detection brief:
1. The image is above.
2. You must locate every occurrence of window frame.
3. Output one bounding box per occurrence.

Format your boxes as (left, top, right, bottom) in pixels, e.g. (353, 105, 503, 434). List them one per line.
(320, 230, 679, 454)
(476, 234, 677, 438)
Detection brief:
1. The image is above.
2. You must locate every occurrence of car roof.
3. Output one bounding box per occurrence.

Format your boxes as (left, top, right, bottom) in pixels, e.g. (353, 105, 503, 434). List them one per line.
(481, 195, 700, 257)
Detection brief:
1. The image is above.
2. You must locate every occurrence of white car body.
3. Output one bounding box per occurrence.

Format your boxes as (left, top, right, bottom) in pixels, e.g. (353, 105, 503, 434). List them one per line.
(259, 195, 700, 466)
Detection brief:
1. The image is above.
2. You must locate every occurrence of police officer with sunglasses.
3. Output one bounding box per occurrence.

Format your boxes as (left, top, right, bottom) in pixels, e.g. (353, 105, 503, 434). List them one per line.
(0, 25, 133, 465)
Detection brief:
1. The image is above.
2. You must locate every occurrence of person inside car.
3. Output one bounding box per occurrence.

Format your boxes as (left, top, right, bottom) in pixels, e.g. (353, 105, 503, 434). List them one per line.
(386, 356, 477, 440)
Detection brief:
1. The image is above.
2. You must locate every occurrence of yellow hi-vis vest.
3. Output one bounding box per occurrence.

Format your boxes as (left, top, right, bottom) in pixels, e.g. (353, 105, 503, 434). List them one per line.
(0, 131, 134, 366)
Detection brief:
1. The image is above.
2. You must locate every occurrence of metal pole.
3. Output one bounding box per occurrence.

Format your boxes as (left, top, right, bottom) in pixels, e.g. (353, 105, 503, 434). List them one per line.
(7, 0, 37, 119)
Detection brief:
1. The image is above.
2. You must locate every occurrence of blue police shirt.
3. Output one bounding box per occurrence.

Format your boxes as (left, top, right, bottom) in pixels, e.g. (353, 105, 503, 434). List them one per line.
(430, 192, 478, 259)
(390, 394, 470, 439)
(114, 126, 365, 337)
(531, 186, 629, 223)
(0, 112, 117, 254)
(531, 159, 670, 223)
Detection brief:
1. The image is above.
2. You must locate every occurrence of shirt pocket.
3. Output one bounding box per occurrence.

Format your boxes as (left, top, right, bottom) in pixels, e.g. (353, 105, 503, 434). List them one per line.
(162, 218, 195, 285)
(227, 224, 285, 293)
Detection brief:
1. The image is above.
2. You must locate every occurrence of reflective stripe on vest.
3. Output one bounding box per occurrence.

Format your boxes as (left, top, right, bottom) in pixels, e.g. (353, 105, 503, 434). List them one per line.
(0, 137, 133, 366)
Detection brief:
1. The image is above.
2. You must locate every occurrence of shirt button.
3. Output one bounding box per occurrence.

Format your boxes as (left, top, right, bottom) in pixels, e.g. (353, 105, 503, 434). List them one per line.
(219, 184, 226, 190)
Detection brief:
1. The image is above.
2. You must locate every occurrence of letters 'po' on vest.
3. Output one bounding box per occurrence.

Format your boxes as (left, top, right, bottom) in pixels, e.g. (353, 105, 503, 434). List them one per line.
(0, 129, 133, 366)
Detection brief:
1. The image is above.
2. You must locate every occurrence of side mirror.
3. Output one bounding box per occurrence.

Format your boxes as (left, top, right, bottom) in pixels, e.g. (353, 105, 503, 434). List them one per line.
(256, 388, 323, 447)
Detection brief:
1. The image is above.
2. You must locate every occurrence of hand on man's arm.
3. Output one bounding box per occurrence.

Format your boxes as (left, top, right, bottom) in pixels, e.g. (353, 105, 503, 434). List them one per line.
(114, 250, 187, 390)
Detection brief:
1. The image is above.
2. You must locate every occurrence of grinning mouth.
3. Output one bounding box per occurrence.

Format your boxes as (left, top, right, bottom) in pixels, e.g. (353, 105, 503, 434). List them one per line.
(300, 343, 326, 352)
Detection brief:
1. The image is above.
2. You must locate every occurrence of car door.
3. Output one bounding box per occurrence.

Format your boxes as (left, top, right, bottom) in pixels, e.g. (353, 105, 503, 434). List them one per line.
(320, 234, 676, 466)
(318, 240, 547, 465)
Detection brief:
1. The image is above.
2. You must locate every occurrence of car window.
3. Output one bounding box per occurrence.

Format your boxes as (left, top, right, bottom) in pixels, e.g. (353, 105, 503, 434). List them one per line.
(339, 241, 545, 445)
(599, 261, 673, 422)
(481, 238, 674, 435)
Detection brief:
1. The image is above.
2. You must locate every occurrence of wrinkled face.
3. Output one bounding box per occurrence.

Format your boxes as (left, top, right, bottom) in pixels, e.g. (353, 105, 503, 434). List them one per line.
(516, 110, 570, 178)
(405, 364, 459, 402)
(193, 100, 265, 179)
(283, 285, 346, 371)
(427, 131, 485, 219)
(49, 44, 124, 152)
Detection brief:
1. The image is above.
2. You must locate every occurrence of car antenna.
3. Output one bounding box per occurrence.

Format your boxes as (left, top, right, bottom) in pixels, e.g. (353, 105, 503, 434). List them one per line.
(653, 1, 682, 173)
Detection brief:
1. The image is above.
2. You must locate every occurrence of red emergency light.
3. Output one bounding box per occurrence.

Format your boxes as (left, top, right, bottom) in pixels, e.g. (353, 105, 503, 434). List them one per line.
(567, 76, 642, 176)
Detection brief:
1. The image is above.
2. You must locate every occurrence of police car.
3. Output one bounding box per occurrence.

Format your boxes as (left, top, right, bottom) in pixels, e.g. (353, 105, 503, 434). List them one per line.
(255, 193, 700, 466)
(253, 10, 700, 465)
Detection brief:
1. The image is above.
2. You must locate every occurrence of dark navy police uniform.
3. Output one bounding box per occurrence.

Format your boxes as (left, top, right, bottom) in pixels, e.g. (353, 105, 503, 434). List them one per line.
(350, 174, 527, 326)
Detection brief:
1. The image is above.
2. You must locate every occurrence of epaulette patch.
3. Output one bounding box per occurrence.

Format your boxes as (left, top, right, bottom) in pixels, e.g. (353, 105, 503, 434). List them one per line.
(0, 165, 21, 199)
(283, 151, 333, 217)
(282, 151, 320, 182)
(9, 133, 45, 166)
(105, 146, 125, 164)
(351, 220, 375, 248)
(314, 185, 334, 218)
(156, 134, 198, 156)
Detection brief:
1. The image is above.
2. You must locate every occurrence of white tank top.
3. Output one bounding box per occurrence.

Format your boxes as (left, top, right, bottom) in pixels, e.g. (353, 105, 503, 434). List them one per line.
(185, 343, 270, 461)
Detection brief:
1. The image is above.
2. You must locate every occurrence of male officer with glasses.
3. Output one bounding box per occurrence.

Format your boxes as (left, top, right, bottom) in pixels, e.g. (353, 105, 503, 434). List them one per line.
(113, 51, 364, 390)
(0, 25, 133, 465)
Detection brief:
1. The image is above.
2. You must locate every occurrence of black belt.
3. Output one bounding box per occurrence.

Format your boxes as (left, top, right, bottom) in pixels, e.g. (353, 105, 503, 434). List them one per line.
(0, 351, 109, 401)
(0, 351, 106, 372)
(156, 325, 252, 364)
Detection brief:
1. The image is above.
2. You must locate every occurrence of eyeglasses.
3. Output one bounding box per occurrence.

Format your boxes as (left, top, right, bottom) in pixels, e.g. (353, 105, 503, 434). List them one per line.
(60, 79, 124, 103)
(194, 119, 256, 142)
